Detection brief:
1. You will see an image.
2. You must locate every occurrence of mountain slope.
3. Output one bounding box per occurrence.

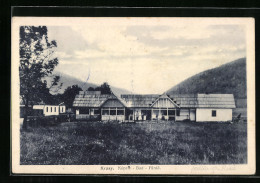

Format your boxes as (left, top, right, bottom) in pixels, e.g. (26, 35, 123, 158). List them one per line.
(48, 71, 132, 95)
(166, 58, 247, 99)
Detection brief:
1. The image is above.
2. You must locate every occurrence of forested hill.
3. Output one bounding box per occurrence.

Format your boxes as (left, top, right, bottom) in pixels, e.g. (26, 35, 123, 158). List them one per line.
(49, 71, 132, 95)
(166, 58, 247, 99)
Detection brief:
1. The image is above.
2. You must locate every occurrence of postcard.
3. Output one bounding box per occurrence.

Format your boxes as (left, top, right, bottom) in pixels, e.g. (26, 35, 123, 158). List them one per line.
(11, 17, 255, 174)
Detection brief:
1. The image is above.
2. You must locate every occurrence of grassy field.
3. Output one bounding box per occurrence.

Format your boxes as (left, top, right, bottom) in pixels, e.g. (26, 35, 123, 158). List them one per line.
(20, 121, 247, 165)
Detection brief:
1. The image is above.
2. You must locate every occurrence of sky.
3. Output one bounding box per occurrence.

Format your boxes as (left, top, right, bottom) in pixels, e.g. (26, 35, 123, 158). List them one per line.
(47, 18, 246, 94)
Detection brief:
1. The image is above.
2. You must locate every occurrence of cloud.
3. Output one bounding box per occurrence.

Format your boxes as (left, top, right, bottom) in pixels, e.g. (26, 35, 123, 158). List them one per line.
(47, 21, 247, 94)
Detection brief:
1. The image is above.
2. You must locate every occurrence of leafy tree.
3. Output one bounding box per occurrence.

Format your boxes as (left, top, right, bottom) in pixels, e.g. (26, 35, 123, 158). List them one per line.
(87, 87, 95, 91)
(62, 85, 83, 108)
(100, 82, 112, 94)
(87, 82, 112, 94)
(19, 26, 60, 129)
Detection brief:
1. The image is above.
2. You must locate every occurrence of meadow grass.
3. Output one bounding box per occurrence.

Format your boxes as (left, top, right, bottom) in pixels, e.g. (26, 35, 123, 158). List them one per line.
(20, 121, 247, 165)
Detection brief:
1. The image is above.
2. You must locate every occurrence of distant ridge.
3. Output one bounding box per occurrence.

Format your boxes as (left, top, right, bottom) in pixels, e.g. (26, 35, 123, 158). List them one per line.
(48, 71, 132, 95)
(166, 58, 247, 99)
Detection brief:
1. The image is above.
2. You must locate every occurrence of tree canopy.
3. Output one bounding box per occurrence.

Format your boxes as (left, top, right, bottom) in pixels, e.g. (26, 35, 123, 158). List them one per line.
(19, 26, 60, 128)
(87, 82, 112, 94)
(62, 85, 83, 108)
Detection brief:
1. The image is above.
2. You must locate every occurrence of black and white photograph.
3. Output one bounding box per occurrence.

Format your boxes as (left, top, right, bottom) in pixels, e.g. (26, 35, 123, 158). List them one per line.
(11, 17, 255, 174)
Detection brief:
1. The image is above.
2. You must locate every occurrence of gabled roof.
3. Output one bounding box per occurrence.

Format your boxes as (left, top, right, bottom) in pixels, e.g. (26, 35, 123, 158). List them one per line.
(73, 91, 127, 108)
(109, 91, 128, 107)
(197, 94, 236, 108)
(150, 93, 180, 108)
(73, 91, 111, 107)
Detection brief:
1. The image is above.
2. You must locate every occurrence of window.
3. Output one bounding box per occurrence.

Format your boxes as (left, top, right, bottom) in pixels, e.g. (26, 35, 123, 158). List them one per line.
(117, 109, 124, 115)
(153, 110, 159, 116)
(102, 109, 109, 115)
(110, 109, 116, 115)
(79, 108, 89, 114)
(62, 107, 63, 112)
(168, 110, 175, 115)
(94, 109, 100, 115)
(176, 109, 180, 116)
(46, 107, 48, 112)
(51, 107, 52, 112)
(54, 107, 56, 112)
(212, 110, 217, 117)
(161, 109, 167, 115)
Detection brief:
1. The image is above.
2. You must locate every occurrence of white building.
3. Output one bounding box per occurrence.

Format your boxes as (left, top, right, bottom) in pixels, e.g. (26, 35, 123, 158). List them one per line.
(33, 102, 66, 116)
(195, 94, 235, 122)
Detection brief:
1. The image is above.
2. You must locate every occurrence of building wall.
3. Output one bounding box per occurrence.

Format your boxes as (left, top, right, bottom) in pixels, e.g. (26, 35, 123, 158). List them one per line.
(76, 108, 100, 120)
(100, 99, 125, 121)
(190, 109, 196, 121)
(59, 106, 66, 113)
(175, 109, 196, 121)
(196, 108, 232, 122)
(33, 105, 66, 116)
(33, 105, 44, 110)
(101, 115, 125, 121)
(43, 105, 60, 116)
(151, 108, 175, 120)
(176, 109, 189, 121)
(76, 114, 90, 120)
(76, 114, 100, 120)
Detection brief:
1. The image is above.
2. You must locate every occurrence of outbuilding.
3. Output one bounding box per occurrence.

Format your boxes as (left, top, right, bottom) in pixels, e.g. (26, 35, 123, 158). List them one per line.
(195, 94, 235, 122)
(32, 102, 66, 116)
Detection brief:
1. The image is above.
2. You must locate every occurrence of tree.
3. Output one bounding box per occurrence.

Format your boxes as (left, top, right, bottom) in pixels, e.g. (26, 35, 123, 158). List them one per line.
(62, 85, 83, 108)
(20, 26, 60, 129)
(87, 87, 95, 91)
(87, 82, 112, 94)
(100, 82, 112, 94)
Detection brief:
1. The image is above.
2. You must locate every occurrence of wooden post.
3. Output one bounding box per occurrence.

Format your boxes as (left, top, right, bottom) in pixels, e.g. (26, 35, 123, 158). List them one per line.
(167, 107, 168, 121)
(116, 107, 117, 121)
(175, 109, 176, 122)
(123, 108, 125, 122)
(109, 108, 110, 121)
(151, 108, 153, 121)
(133, 109, 135, 122)
(189, 108, 190, 121)
(158, 108, 160, 122)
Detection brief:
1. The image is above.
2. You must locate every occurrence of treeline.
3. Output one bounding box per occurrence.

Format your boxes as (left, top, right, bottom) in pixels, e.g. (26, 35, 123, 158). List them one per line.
(42, 82, 112, 108)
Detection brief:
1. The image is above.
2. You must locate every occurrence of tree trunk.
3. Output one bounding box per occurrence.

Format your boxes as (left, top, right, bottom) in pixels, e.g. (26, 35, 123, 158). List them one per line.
(22, 101, 28, 130)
